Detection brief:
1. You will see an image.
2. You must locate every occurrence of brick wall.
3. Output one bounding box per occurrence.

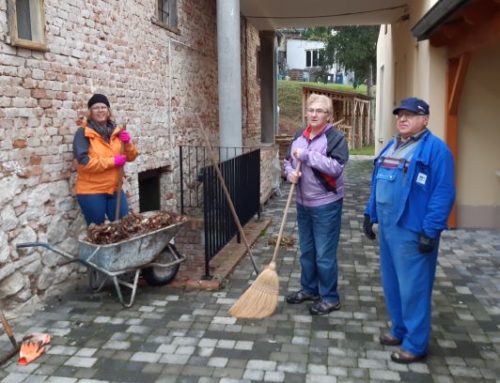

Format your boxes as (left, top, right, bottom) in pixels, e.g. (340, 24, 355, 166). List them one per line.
(0, 0, 273, 308)
(242, 19, 261, 147)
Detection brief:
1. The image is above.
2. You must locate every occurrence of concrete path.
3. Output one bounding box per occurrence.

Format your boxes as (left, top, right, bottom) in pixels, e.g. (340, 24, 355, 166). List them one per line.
(1, 157, 499, 383)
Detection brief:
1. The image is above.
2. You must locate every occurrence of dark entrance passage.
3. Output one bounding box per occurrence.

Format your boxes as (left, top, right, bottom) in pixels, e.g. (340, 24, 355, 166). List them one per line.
(138, 169, 161, 212)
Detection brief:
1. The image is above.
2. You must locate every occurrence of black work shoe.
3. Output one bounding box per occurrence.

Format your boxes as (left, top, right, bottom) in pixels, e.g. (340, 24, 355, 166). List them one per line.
(390, 349, 426, 364)
(379, 333, 402, 346)
(286, 290, 320, 304)
(308, 300, 341, 315)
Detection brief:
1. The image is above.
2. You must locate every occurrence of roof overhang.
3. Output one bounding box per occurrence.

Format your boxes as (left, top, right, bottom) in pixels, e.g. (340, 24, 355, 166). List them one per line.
(411, 0, 500, 57)
(411, 0, 471, 41)
(240, 0, 408, 30)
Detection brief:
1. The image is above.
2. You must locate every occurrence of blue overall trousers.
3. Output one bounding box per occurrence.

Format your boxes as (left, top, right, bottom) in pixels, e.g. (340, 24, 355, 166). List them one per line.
(375, 155, 439, 356)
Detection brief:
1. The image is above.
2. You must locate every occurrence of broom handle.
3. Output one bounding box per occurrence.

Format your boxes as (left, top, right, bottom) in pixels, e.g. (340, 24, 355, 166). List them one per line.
(270, 118, 344, 264)
(115, 126, 126, 221)
(199, 124, 260, 275)
(271, 161, 301, 263)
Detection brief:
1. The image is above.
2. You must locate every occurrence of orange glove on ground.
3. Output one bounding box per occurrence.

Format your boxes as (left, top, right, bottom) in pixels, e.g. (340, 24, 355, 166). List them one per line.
(18, 333, 51, 365)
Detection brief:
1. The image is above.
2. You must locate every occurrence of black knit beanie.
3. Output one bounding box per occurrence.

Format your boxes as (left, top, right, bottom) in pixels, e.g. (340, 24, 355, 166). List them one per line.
(88, 94, 110, 109)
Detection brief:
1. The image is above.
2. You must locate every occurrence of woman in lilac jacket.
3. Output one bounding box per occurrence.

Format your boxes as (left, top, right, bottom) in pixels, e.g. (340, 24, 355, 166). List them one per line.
(284, 94, 349, 315)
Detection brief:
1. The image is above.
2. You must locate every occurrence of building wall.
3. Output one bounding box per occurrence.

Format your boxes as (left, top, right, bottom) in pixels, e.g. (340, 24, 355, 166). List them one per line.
(457, 43, 500, 228)
(0, 0, 269, 308)
(375, 24, 395, 151)
(376, 0, 499, 229)
(242, 20, 261, 147)
(284, 38, 352, 84)
(376, 1, 448, 154)
(286, 39, 324, 70)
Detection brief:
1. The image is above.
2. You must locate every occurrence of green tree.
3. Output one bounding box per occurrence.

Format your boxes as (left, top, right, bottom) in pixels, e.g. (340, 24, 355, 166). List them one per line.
(304, 26, 379, 95)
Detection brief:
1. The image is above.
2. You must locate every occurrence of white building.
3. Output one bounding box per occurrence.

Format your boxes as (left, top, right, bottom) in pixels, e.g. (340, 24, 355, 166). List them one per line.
(279, 37, 353, 84)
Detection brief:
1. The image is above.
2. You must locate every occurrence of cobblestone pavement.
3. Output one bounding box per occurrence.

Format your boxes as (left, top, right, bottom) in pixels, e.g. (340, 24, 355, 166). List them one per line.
(1, 158, 499, 383)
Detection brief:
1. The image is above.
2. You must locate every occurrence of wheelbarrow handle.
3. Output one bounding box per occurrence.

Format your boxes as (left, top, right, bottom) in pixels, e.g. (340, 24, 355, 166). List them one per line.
(16, 242, 75, 260)
(16, 242, 50, 249)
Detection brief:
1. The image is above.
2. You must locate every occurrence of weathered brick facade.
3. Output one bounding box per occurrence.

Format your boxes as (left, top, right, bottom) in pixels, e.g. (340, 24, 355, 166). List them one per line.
(0, 0, 276, 308)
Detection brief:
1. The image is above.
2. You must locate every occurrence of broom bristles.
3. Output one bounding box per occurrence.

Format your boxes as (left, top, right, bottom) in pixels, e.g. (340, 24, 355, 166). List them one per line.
(228, 262, 279, 319)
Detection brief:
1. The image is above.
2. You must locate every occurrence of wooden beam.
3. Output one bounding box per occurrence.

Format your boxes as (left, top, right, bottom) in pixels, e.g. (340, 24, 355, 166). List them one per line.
(448, 53, 471, 115)
(446, 113, 458, 228)
(445, 54, 470, 228)
(442, 20, 466, 39)
(429, 30, 450, 47)
(449, 11, 500, 57)
(463, 2, 496, 25)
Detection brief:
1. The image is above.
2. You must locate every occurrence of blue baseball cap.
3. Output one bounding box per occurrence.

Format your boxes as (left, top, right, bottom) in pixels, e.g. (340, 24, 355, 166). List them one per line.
(393, 97, 429, 115)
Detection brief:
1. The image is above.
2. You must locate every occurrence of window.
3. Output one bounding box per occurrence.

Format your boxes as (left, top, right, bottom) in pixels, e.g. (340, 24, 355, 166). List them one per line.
(157, 0, 177, 29)
(7, 0, 47, 50)
(306, 49, 322, 68)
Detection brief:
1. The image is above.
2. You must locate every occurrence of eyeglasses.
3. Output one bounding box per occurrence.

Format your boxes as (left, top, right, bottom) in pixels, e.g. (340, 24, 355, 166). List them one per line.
(307, 108, 328, 115)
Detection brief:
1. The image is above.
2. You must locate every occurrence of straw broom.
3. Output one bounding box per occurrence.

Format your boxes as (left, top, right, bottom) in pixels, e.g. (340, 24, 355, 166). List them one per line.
(228, 160, 301, 319)
(228, 118, 344, 319)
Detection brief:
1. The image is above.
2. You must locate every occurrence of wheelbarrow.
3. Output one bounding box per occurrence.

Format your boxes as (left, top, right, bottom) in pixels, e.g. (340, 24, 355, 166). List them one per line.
(16, 219, 186, 308)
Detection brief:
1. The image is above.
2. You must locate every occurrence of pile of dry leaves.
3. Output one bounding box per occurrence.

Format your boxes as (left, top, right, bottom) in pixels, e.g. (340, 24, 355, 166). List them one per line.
(86, 211, 187, 245)
(267, 234, 296, 248)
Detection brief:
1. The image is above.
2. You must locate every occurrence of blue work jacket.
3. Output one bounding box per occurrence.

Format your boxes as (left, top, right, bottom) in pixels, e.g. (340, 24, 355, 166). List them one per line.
(365, 130, 455, 239)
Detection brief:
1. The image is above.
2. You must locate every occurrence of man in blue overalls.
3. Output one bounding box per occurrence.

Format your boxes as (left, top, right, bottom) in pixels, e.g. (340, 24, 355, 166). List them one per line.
(364, 97, 455, 364)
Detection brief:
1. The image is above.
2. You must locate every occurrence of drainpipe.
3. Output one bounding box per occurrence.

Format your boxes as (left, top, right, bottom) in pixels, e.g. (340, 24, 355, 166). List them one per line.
(217, 0, 242, 155)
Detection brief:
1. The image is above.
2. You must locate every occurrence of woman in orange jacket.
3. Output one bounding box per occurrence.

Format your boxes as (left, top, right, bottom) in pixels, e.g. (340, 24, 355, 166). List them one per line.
(73, 94, 138, 225)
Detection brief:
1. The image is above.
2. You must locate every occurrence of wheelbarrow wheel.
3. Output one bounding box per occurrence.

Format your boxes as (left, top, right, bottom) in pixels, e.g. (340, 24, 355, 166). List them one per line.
(142, 244, 181, 286)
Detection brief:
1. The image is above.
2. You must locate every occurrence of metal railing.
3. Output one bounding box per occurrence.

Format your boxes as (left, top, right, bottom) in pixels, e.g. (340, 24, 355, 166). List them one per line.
(179, 146, 261, 278)
(179, 146, 254, 215)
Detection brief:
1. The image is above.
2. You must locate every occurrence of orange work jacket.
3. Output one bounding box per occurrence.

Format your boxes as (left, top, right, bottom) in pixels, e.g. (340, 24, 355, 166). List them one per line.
(75, 126, 139, 194)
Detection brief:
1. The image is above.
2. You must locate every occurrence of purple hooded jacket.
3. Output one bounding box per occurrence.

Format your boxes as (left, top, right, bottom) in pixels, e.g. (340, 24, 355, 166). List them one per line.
(284, 123, 349, 207)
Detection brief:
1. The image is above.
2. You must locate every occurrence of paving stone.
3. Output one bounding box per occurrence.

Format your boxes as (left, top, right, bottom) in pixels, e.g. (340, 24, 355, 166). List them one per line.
(158, 354, 191, 364)
(246, 359, 277, 371)
(142, 363, 164, 374)
(243, 368, 265, 380)
(207, 357, 228, 368)
(23, 376, 49, 383)
(1, 373, 31, 383)
(1, 158, 497, 383)
(47, 346, 78, 356)
(263, 370, 285, 382)
(219, 379, 250, 383)
(31, 378, 73, 383)
(305, 374, 336, 383)
(211, 367, 244, 379)
(100, 340, 130, 350)
(153, 374, 177, 383)
(130, 351, 161, 363)
(369, 369, 400, 381)
(63, 356, 97, 368)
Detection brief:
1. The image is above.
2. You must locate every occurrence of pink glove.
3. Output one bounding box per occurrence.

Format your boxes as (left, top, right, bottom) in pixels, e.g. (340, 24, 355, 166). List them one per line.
(114, 154, 127, 167)
(119, 130, 131, 144)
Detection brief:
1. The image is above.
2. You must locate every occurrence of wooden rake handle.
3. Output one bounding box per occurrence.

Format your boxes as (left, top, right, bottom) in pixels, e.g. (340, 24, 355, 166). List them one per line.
(271, 161, 301, 264)
(198, 122, 260, 275)
(115, 125, 126, 221)
(0, 310, 17, 349)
